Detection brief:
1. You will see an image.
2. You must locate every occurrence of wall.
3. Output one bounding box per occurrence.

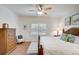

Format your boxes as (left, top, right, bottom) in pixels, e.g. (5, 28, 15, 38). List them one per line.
(17, 16, 62, 41)
(0, 5, 17, 28)
(63, 10, 79, 31)
(17, 10, 79, 42)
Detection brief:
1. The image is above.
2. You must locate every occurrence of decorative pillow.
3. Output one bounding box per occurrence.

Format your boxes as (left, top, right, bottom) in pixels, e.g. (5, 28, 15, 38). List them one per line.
(60, 33, 75, 43)
(67, 34, 75, 43)
(74, 36, 79, 44)
(60, 33, 68, 42)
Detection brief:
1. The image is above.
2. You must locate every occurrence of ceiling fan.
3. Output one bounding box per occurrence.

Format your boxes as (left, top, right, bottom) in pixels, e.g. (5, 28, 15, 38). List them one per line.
(29, 4, 52, 15)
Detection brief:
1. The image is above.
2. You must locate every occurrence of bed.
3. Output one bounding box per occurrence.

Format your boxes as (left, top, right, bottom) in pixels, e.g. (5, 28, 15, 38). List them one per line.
(39, 27, 79, 55)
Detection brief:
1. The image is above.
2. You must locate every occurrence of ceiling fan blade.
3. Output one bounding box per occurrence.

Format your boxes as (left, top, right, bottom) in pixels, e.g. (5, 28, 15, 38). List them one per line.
(37, 4, 43, 11)
(43, 12, 47, 15)
(39, 4, 42, 7)
(45, 7, 52, 10)
(29, 10, 35, 11)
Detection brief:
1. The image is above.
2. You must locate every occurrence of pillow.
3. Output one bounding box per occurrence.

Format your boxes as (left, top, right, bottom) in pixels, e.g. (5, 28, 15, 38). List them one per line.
(60, 33, 68, 42)
(74, 36, 79, 44)
(60, 33, 75, 43)
(67, 34, 75, 43)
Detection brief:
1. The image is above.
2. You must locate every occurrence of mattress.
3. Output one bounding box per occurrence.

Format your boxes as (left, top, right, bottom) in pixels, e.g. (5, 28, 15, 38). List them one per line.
(40, 36, 79, 55)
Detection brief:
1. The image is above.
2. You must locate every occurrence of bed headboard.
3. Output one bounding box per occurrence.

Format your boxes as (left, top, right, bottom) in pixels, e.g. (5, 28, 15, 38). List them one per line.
(63, 27, 79, 36)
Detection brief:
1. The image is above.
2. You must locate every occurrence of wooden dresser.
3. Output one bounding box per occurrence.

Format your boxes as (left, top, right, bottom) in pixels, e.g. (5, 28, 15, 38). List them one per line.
(0, 28, 16, 54)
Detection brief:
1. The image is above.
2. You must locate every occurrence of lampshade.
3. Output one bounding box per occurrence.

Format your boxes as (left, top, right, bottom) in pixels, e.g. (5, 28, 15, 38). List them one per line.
(58, 30, 62, 35)
(51, 30, 57, 36)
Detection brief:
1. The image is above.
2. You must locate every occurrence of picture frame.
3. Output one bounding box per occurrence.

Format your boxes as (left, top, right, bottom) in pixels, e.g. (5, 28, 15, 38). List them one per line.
(71, 13, 79, 25)
(65, 13, 79, 26)
(65, 16, 71, 26)
(23, 25, 27, 29)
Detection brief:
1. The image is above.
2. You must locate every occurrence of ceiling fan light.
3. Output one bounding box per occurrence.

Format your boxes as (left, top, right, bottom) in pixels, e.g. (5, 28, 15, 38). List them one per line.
(37, 11, 43, 15)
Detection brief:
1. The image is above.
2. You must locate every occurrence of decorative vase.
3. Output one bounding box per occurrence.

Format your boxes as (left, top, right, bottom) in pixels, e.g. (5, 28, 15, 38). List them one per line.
(2, 23, 9, 28)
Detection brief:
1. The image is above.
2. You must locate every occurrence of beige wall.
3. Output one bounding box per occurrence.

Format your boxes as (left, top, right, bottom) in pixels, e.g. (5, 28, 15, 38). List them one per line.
(17, 16, 63, 41)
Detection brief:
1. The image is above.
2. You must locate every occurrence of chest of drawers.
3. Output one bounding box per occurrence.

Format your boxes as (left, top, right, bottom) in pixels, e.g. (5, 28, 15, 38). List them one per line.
(0, 28, 16, 54)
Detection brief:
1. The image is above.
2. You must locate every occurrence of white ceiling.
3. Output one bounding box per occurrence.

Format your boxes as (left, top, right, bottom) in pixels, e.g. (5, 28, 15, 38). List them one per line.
(2, 4, 79, 16)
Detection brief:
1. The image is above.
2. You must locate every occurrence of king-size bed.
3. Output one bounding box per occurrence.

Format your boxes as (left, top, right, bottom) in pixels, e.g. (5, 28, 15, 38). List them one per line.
(38, 27, 79, 55)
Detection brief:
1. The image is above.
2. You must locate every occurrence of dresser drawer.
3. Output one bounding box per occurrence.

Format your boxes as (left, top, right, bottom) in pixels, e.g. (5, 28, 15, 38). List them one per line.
(7, 30, 15, 34)
(7, 43, 16, 51)
(7, 40, 16, 46)
(7, 38, 15, 42)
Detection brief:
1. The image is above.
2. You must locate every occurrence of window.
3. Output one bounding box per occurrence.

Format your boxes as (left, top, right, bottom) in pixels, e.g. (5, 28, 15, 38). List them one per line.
(31, 24, 47, 35)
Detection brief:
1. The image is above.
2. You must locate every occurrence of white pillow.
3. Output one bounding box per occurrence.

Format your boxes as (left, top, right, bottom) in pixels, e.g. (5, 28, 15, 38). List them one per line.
(74, 36, 79, 44)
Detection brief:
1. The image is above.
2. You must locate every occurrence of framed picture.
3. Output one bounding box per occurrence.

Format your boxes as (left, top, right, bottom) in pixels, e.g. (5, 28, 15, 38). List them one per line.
(65, 13, 79, 26)
(23, 25, 27, 29)
(71, 13, 79, 25)
(65, 16, 71, 26)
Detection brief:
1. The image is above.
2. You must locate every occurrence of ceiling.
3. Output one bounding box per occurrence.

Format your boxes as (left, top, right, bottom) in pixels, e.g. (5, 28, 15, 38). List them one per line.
(2, 4, 79, 16)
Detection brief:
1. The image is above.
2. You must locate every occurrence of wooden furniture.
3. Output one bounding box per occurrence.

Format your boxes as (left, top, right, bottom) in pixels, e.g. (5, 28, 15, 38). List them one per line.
(63, 27, 79, 36)
(0, 28, 16, 54)
(2, 23, 9, 28)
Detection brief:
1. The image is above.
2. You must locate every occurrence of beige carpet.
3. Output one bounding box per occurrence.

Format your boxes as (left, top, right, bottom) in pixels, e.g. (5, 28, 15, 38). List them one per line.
(8, 42, 31, 55)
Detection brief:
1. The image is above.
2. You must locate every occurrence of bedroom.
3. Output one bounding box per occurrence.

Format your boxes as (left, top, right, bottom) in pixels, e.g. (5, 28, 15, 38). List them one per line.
(0, 4, 79, 55)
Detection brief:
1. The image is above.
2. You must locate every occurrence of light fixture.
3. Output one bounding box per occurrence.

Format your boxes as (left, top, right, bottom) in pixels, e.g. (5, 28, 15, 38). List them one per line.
(37, 11, 43, 15)
(58, 30, 62, 35)
(51, 28, 63, 37)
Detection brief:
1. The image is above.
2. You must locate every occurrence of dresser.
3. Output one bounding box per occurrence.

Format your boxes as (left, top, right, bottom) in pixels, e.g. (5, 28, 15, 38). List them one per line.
(0, 28, 16, 54)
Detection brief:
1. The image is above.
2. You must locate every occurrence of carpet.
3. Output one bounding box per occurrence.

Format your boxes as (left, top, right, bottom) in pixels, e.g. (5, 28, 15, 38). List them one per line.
(8, 41, 31, 55)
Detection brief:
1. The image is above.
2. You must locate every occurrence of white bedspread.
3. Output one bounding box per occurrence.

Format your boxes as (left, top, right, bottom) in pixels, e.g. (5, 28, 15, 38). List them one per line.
(40, 36, 79, 55)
